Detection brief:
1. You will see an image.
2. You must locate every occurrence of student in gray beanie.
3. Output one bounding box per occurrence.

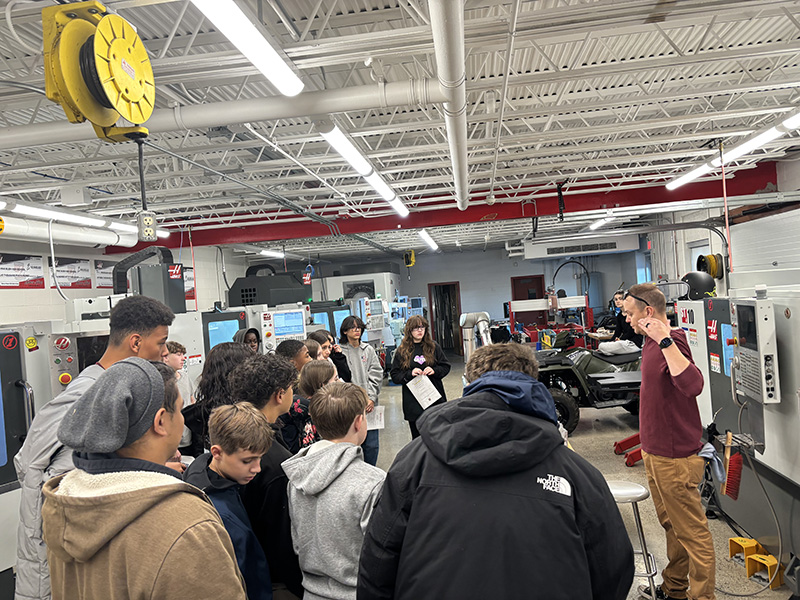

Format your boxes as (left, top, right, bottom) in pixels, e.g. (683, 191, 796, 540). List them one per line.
(41, 358, 246, 600)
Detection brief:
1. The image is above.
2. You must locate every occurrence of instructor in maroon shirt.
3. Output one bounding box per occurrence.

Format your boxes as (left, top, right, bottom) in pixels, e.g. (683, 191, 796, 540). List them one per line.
(623, 283, 715, 600)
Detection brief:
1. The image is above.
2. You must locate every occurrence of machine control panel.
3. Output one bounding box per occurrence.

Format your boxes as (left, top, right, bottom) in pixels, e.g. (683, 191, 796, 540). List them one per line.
(260, 307, 309, 351)
(730, 298, 780, 404)
(51, 334, 79, 389)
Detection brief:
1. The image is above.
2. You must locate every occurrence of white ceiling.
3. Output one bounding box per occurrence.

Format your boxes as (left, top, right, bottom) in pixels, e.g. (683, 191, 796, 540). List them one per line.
(2, 0, 799, 261)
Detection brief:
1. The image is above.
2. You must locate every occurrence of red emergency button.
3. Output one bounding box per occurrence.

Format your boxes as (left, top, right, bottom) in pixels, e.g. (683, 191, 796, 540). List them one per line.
(66, 357, 73, 363)
(59, 373, 72, 385)
(265, 332, 273, 338)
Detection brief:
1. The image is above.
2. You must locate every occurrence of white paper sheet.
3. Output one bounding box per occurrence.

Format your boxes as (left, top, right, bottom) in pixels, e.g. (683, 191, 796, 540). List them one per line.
(366, 405, 385, 430)
(408, 374, 441, 409)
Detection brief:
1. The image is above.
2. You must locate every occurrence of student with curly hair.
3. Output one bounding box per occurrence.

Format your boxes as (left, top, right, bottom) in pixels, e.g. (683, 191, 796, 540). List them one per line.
(231, 354, 304, 599)
(390, 315, 451, 439)
(181, 342, 253, 457)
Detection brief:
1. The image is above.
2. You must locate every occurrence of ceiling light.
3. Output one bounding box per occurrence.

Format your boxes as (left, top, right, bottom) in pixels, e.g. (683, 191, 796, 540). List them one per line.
(260, 249, 285, 258)
(419, 229, 439, 251)
(389, 198, 409, 217)
(190, 0, 304, 97)
(588, 216, 616, 231)
(782, 112, 800, 130)
(319, 125, 372, 176)
(365, 172, 396, 201)
(156, 229, 171, 239)
(0, 200, 6, 210)
(710, 127, 782, 167)
(109, 222, 139, 233)
(666, 164, 713, 190)
(10, 203, 106, 227)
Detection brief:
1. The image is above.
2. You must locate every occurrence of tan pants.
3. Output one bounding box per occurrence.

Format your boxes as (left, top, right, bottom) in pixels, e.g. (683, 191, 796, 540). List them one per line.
(642, 451, 716, 600)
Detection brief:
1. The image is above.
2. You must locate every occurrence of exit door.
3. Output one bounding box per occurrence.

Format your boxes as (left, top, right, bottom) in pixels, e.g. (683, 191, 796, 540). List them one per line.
(511, 275, 547, 328)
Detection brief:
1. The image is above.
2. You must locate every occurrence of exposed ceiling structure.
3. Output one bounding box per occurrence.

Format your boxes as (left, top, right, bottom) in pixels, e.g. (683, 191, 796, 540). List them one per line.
(1, 0, 799, 261)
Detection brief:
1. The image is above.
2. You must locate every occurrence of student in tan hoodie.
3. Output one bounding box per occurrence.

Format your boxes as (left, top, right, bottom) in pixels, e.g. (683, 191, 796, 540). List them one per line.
(41, 358, 246, 600)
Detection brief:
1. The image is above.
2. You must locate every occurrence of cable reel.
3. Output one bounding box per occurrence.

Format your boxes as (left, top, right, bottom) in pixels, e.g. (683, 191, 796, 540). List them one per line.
(43, 1, 155, 143)
(697, 253, 725, 280)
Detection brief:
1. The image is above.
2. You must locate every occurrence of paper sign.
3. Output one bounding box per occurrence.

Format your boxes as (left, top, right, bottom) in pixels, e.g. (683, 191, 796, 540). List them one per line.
(49, 257, 91, 289)
(366, 405, 385, 430)
(94, 260, 117, 289)
(407, 374, 441, 409)
(0, 254, 44, 289)
(710, 352, 721, 374)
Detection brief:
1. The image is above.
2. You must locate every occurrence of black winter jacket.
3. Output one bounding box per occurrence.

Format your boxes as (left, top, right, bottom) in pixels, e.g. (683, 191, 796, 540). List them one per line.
(613, 310, 643, 347)
(389, 341, 451, 422)
(240, 427, 304, 598)
(357, 371, 634, 600)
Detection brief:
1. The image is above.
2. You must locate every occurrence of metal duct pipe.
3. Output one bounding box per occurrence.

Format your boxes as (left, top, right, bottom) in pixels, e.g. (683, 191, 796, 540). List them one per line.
(429, 0, 469, 211)
(0, 80, 447, 151)
(0, 215, 139, 247)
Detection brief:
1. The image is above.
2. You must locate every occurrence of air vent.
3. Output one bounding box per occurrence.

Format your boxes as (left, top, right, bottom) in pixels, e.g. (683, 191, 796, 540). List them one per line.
(524, 234, 639, 259)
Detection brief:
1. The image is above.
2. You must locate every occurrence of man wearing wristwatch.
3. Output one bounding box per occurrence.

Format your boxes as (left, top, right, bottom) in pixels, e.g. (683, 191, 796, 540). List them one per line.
(622, 283, 715, 600)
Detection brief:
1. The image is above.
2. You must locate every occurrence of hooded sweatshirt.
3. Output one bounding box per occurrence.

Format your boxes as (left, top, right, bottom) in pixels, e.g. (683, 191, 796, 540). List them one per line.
(42, 455, 246, 600)
(357, 372, 634, 600)
(339, 342, 383, 403)
(184, 453, 272, 600)
(283, 441, 385, 600)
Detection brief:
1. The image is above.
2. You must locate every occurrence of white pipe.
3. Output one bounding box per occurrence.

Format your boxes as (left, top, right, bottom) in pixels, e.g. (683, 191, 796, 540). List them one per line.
(0, 79, 447, 151)
(429, 0, 469, 211)
(0, 215, 139, 247)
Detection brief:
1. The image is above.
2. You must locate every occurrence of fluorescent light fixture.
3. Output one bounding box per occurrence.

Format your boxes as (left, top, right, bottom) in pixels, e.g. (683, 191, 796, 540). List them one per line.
(782, 112, 800, 130)
(319, 125, 372, 176)
(418, 229, 438, 251)
(11, 203, 106, 227)
(156, 229, 171, 239)
(109, 222, 139, 233)
(588, 216, 615, 231)
(389, 198, 409, 217)
(365, 172, 396, 201)
(666, 164, 713, 191)
(0, 200, 6, 210)
(711, 127, 782, 167)
(190, 0, 303, 97)
(260, 249, 285, 258)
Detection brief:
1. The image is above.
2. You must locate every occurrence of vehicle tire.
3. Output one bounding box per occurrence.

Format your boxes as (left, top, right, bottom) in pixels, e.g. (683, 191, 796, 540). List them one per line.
(550, 388, 580, 433)
(623, 399, 639, 416)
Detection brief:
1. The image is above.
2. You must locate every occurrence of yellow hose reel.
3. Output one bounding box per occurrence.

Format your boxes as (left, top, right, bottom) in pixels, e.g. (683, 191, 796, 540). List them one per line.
(697, 253, 725, 280)
(42, 1, 155, 143)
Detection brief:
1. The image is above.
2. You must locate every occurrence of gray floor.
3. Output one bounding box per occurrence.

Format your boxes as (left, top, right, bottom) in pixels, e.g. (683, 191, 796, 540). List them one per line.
(374, 356, 790, 600)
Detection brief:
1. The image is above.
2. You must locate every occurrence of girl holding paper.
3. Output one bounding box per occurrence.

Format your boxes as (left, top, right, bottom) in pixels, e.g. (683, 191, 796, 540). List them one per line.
(390, 316, 451, 438)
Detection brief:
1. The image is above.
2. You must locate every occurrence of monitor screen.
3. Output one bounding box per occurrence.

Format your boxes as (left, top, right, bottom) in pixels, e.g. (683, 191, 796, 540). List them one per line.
(369, 300, 384, 314)
(77, 335, 109, 371)
(737, 304, 758, 351)
(274, 310, 305, 337)
(410, 297, 423, 309)
(333, 308, 351, 334)
(208, 319, 242, 350)
(311, 311, 330, 330)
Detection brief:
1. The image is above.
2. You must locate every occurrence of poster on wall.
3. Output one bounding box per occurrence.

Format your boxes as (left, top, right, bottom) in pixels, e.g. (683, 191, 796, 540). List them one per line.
(0, 254, 45, 289)
(49, 257, 91, 289)
(94, 260, 117, 289)
(184, 267, 195, 301)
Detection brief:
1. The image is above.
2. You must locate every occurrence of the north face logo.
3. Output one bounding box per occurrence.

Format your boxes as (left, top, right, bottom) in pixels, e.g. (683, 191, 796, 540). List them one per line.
(536, 474, 572, 496)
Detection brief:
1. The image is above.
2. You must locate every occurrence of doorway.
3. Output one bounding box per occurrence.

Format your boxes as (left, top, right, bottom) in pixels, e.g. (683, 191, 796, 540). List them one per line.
(427, 282, 463, 355)
(510, 275, 547, 328)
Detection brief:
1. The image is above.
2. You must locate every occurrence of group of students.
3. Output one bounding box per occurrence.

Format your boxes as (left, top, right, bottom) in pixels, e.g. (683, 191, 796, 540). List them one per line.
(13, 294, 648, 600)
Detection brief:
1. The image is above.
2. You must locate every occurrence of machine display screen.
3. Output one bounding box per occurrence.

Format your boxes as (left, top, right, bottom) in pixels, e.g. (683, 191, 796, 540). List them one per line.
(333, 309, 351, 334)
(77, 335, 109, 371)
(208, 319, 242, 350)
(0, 371, 6, 468)
(274, 311, 305, 337)
(737, 304, 758, 351)
(369, 300, 384, 314)
(311, 312, 330, 330)
(410, 297, 423, 309)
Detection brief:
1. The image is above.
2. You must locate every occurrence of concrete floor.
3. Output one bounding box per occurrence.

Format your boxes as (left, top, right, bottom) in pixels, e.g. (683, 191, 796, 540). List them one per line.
(374, 355, 790, 600)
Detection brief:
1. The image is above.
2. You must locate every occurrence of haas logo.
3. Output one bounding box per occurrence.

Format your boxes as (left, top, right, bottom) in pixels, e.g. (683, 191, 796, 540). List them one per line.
(168, 265, 182, 279)
(707, 320, 718, 341)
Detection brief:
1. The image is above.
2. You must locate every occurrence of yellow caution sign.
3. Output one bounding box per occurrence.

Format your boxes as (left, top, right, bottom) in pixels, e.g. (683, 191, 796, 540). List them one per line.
(0, 216, 4, 234)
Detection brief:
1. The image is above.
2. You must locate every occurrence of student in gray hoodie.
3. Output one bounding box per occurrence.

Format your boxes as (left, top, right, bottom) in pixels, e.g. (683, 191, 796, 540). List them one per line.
(282, 382, 385, 600)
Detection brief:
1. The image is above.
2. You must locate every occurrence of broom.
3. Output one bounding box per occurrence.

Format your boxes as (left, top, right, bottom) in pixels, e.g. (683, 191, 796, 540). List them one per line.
(721, 431, 743, 500)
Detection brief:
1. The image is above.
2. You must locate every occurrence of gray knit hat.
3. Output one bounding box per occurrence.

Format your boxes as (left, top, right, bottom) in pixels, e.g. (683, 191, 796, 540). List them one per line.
(58, 357, 166, 453)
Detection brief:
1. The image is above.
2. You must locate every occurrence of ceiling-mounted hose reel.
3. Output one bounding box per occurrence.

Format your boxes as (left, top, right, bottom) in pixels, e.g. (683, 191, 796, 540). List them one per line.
(43, 1, 155, 143)
(697, 253, 725, 280)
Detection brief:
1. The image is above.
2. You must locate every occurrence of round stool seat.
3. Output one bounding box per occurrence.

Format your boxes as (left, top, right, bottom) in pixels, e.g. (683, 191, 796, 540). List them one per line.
(607, 480, 650, 504)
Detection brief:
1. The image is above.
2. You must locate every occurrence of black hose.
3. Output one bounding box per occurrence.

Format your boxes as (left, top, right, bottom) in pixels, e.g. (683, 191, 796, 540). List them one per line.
(552, 259, 590, 289)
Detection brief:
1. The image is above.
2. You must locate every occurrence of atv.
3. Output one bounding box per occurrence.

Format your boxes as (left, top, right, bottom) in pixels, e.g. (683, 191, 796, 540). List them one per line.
(535, 346, 641, 433)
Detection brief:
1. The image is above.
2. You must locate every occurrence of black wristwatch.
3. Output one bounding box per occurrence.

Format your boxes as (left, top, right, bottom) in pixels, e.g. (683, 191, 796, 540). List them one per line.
(659, 337, 674, 350)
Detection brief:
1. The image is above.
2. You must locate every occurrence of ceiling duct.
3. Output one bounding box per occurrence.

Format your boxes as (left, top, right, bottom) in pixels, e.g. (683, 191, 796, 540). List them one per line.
(523, 234, 640, 260)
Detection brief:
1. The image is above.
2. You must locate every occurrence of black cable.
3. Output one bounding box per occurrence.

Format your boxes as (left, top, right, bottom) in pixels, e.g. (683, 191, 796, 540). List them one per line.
(552, 259, 590, 290)
(136, 138, 147, 211)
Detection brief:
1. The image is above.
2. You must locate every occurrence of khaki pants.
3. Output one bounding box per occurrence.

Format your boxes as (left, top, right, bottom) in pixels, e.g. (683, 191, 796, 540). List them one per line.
(642, 451, 716, 600)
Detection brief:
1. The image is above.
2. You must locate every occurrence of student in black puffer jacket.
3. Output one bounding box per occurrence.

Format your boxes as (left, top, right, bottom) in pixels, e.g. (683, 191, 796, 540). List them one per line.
(358, 343, 634, 600)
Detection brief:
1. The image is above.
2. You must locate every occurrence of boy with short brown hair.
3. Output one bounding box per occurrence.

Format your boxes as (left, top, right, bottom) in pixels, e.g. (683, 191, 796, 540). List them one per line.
(282, 382, 385, 600)
(184, 403, 274, 600)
